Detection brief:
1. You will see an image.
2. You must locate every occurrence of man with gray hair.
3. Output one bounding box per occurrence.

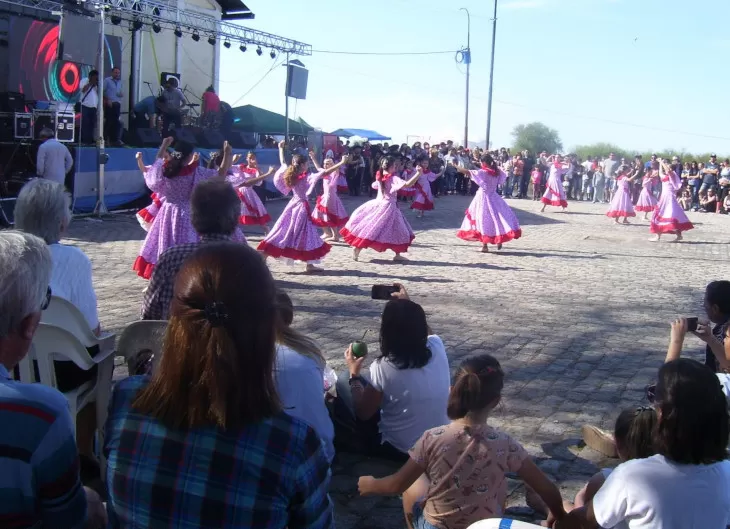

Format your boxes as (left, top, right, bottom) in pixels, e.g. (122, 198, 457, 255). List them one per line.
(0, 231, 105, 527)
(141, 179, 243, 320)
(36, 128, 73, 186)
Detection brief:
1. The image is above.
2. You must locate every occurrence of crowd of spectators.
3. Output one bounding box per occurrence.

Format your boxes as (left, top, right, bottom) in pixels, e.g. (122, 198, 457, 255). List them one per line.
(2, 170, 730, 528)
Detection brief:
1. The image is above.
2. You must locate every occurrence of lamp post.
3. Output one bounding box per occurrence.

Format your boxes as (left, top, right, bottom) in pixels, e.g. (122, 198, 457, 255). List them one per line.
(460, 7, 471, 149)
(485, 0, 498, 151)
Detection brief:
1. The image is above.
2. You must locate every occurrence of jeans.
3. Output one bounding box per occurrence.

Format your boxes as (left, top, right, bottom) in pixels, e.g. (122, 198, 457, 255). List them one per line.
(161, 111, 181, 137)
(412, 503, 439, 529)
(691, 185, 701, 210)
(80, 105, 96, 144)
(503, 174, 515, 197)
(104, 101, 121, 142)
(443, 172, 456, 193)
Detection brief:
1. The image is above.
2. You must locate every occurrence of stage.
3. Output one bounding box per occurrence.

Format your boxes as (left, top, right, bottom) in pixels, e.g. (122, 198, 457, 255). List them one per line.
(71, 146, 282, 213)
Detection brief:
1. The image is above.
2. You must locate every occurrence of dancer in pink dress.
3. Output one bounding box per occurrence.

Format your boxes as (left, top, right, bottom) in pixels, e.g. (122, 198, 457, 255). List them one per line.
(133, 138, 233, 279)
(455, 154, 522, 253)
(540, 154, 571, 212)
(226, 152, 274, 232)
(606, 165, 638, 224)
(135, 154, 163, 232)
(397, 158, 417, 201)
(310, 153, 350, 242)
(257, 141, 347, 272)
(635, 164, 659, 220)
(411, 154, 444, 218)
(340, 155, 422, 262)
(650, 160, 694, 242)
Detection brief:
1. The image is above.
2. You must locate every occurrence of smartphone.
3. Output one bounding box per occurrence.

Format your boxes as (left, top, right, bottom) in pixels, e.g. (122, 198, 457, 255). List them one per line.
(686, 317, 698, 332)
(371, 284, 398, 300)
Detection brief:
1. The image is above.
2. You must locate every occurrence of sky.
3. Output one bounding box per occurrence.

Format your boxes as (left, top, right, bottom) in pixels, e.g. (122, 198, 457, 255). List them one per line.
(218, 0, 730, 153)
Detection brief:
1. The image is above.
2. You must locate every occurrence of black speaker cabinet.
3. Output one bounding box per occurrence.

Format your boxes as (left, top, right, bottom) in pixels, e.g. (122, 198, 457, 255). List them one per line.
(56, 112, 75, 143)
(197, 129, 225, 148)
(173, 127, 197, 145)
(133, 128, 162, 146)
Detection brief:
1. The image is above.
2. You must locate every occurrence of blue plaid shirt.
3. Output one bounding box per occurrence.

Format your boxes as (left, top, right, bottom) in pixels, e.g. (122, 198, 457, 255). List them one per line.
(104, 376, 334, 529)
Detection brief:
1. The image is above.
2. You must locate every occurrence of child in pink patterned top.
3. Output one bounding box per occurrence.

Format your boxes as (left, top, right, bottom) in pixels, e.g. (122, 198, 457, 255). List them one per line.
(358, 354, 573, 529)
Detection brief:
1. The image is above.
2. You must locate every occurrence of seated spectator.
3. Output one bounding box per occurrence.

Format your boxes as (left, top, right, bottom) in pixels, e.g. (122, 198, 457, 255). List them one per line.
(274, 290, 335, 462)
(333, 284, 450, 462)
(105, 242, 333, 527)
(14, 178, 100, 334)
(358, 355, 574, 529)
(13, 178, 102, 468)
(678, 188, 692, 211)
(0, 231, 105, 529)
(565, 359, 730, 529)
(701, 188, 718, 212)
(141, 179, 241, 320)
(566, 408, 656, 512)
(723, 192, 730, 214)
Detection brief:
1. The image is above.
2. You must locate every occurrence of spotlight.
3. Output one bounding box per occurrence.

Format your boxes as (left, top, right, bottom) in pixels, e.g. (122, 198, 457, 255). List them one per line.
(223, 39, 231, 49)
(174, 26, 182, 38)
(152, 21, 161, 33)
(208, 35, 216, 45)
(132, 18, 143, 31)
(256, 46, 262, 56)
(192, 30, 200, 42)
(110, 13, 121, 25)
(239, 43, 247, 52)
(270, 49, 276, 59)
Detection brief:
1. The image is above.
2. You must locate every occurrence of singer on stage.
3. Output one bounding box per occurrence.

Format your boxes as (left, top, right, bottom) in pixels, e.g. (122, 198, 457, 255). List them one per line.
(78, 70, 98, 145)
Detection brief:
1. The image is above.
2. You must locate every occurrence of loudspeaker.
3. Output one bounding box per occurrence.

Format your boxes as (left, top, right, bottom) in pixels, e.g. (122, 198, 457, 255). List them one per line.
(173, 128, 197, 145)
(227, 131, 258, 149)
(0, 113, 13, 141)
(286, 65, 308, 100)
(58, 14, 101, 66)
(0, 92, 26, 112)
(133, 128, 162, 147)
(197, 129, 225, 148)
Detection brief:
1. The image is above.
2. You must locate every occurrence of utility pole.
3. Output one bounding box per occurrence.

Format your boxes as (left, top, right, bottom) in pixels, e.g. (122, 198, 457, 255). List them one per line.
(460, 7, 471, 149)
(485, 0, 498, 150)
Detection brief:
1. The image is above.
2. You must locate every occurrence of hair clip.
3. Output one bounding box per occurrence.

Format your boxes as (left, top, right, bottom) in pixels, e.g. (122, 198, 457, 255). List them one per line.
(203, 301, 228, 327)
(170, 151, 183, 160)
(636, 405, 653, 413)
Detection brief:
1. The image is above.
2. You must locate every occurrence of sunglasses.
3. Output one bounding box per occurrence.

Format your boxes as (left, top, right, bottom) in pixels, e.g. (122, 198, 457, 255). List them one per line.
(41, 286, 52, 311)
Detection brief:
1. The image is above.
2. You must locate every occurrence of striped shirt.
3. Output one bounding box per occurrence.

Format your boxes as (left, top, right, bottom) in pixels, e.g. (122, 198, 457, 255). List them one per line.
(0, 364, 87, 529)
(104, 375, 334, 528)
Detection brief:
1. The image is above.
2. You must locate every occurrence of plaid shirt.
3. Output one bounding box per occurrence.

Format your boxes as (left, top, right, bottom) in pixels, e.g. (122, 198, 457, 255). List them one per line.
(141, 234, 231, 320)
(104, 376, 334, 529)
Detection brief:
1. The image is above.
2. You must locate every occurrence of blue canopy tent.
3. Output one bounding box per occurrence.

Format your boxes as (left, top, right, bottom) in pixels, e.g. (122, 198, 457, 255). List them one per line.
(330, 128, 391, 141)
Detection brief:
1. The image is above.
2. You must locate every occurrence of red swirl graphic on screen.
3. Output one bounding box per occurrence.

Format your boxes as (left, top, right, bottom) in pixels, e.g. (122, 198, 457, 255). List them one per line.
(59, 62, 79, 93)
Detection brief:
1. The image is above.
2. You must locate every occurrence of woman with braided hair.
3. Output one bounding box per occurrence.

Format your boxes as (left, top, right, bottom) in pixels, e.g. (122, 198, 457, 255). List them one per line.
(132, 137, 233, 279)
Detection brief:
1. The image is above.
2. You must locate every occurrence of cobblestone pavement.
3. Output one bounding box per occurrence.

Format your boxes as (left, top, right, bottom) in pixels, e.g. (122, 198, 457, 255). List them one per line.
(65, 194, 729, 527)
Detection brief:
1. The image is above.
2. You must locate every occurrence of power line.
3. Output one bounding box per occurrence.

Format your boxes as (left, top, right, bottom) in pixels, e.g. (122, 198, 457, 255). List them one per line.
(229, 56, 286, 107)
(312, 49, 457, 56)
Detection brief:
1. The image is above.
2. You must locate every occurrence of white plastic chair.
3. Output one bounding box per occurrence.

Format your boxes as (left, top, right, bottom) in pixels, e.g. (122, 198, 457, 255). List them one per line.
(467, 519, 545, 529)
(40, 296, 113, 349)
(116, 320, 167, 373)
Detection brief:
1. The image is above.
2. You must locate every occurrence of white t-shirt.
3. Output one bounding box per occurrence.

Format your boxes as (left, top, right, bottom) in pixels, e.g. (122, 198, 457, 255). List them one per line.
(717, 373, 730, 398)
(275, 344, 334, 462)
(79, 78, 98, 108)
(593, 454, 730, 529)
(368, 335, 450, 453)
(48, 243, 99, 329)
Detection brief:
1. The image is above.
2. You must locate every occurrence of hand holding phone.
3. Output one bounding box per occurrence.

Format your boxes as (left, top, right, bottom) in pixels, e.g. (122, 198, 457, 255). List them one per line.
(371, 284, 399, 300)
(686, 317, 698, 332)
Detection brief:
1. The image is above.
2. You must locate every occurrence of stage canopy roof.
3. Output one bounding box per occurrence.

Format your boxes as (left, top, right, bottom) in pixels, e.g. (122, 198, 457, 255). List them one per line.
(231, 105, 314, 135)
(218, 0, 254, 20)
(330, 128, 391, 141)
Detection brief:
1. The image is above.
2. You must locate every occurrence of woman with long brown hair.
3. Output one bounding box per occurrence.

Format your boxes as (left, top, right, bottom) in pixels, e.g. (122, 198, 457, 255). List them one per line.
(105, 242, 333, 528)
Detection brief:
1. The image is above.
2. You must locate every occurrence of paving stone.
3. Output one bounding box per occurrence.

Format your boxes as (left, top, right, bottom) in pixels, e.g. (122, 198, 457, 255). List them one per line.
(65, 195, 730, 529)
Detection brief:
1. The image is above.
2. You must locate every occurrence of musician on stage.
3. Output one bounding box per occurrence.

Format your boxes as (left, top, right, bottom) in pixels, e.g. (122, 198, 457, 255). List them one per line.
(132, 95, 161, 130)
(201, 85, 221, 130)
(103, 66, 124, 146)
(158, 77, 186, 137)
(78, 70, 98, 144)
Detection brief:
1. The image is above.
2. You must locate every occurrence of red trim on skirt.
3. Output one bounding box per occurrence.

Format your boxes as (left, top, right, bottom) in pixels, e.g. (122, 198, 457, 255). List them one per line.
(634, 205, 656, 212)
(457, 228, 522, 245)
(150, 193, 162, 208)
(340, 228, 414, 254)
(606, 210, 636, 218)
(137, 208, 155, 223)
(240, 213, 271, 226)
(650, 218, 694, 234)
(256, 240, 331, 261)
(541, 197, 568, 207)
(132, 255, 155, 279)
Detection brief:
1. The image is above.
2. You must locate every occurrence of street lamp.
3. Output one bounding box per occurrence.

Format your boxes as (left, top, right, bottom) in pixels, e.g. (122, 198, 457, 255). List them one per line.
(486, 0, 498, 150)
(459, 7, 471, 149)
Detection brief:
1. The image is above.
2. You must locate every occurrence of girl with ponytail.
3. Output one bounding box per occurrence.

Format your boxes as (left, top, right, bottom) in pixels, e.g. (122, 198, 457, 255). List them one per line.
(257, 141, 348, 272)
(340, 155, 422, 262)
(358, 354, 572, 529)
(456, 153, 523, 253)
(133, 137, 233, 279)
